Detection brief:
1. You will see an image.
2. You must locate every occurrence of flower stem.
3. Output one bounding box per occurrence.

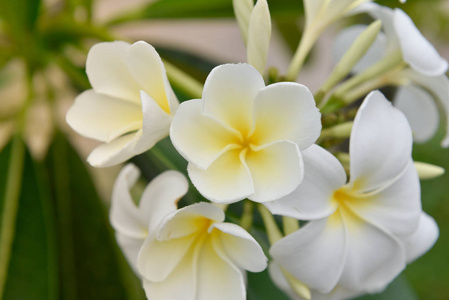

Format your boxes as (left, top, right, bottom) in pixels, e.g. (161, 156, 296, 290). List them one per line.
(240, 200, 254, 231)
(163, 60, 203, 99)
(282, 216, 299, 236)
(286, 25, 319, 81)
(257, 204, 283, 244)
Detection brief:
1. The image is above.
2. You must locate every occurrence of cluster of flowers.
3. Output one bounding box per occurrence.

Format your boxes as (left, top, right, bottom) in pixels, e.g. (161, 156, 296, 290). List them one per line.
(66, 1, 445, 299)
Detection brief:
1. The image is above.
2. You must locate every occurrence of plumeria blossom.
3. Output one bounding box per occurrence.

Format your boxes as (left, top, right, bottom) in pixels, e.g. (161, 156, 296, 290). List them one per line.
(333, 4, 449, 146)
(66, 41, 178, 167)
(170, 63, 321, 203)
(266, 91, 436, 298)
(110, 164, 267, 300)
(268, 212, 438, 300)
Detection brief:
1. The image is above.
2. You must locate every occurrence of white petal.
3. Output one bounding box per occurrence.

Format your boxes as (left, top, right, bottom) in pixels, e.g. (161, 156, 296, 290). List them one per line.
(126, 41, 175, 114)
(394, 85, 439, 143)
(394, 9, 448, 76)
(66, 90, 142, 143)
(115, 233, 145, 275)
(170, 99, 240, 170)
(347, 161, 421, 236)
(196, 238, 246, 300)
(87, 132, 137, 167)
(212, 222, 267, 272)
(188, 149, 254, 203)
(401, 212, 439, 264)
(86, 41, 141, 103)
(268, 262, 305, 300)
(338, 210, 405, 292)
(246, 141, 303, 203)
(270, 217, 347, 293)
(401, 70, 449, 147)
(251, 82, 321, 149)
(247, 0, 271, 74)
(303, 0, 325, 26)
(332, 25, 388, 74)
(137, 234, 195, 282)
(157, 203, 225, 241)
(202, 63, 265, 135)
(133, 90, 172, 154)
(143, 245, 197, 300)
(265, 145, 344, 220)
(350, 90, 412, 192)
(139, 170, 188, 233)
(110, 164, 147, 239)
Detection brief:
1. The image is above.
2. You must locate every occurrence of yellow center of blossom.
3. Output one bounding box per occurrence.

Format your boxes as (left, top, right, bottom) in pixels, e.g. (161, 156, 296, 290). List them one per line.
(329, 186, 365, 229)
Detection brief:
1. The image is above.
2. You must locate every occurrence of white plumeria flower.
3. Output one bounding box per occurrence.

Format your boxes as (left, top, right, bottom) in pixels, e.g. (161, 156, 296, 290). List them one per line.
(66, 41, 179, 167)
(170, 63, 321, 203)
(266, 91, 430, 296)
(138, 202, 267, 300)
(110, 164, 188, 273)
(334, 4, 449, 146)
(268, 212, 438, 300)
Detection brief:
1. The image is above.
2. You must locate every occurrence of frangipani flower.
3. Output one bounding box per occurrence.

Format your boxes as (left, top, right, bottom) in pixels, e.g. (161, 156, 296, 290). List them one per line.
(333, 4, 449, 146)
(268, 212, 438, 300)
(110, 164, 267, 300)
(267, 91, 431, 296)
(139, 202, 267, 300)
(110, 164, 188, 272)
(67, 41, 178, 167)
(170, 63, 321, 203)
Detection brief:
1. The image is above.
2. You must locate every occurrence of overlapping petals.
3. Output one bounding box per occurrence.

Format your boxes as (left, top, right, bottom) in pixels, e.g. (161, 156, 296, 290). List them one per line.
(110, 164, 188, 272)
(268, 91, 428, 297)
(66, 41, 178, 167)
(334, 4, 449, 146)
(170, 63, 321, 203)
(138, 203, 267, 300)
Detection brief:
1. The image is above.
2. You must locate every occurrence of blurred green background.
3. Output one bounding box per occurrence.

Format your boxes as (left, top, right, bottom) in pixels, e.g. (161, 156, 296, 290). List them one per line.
(0, 0, 448, 299)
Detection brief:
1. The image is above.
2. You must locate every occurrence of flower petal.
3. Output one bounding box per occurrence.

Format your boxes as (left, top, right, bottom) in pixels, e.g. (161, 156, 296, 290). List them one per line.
(332, 25, 388, 74)
(143, 245, 197, 300)
(157, 203, 225, 241)
(170, 99, 240, 170)
(265, 144, 344, 220)
(137, 234, 196, 282)
(401, 212, 439, 264)
(202, 64, 265, 135)
(350, 90, 412, 193)
(401, 69, 449, 147)
(87, 132, 137, 167)
(133, 90, 172, 154)
(270, 217, 347, 293)
(126, 41, 174, 114)
(251, 82, 321, 149)
(394, 9, 448, 76)
(139, 170, 188, 233)
(394, 85, 439, 143)
(246, 140, 303, 203)
(188, 150, 254, 203)
(115, 233, 145, 274)
(110, 164, 147, 239)
(247, 0, 271, 74)
(86, 41, 141, 103)
(212, 222, 267, 272)
(268, 262, 305, 300)
(196, 238, 246, 300)
(346, 160, 421, 236)
(338, 213, 405, 292)
(66, 90, 142, 143)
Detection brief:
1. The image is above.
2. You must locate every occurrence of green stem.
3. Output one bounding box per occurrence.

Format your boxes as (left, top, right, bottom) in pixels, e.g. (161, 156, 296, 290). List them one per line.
(286, 25, 320, 81)
(240, 200, 254, 231)
(282, 216, 299, 236)
(163, 60, 203, 99)
(257, 204, 283, 245)
(0, 135, 25, 300)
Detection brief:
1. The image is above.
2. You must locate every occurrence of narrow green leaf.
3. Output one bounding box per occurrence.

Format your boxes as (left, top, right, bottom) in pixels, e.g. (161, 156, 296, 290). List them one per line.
(0, 0, 41, 38)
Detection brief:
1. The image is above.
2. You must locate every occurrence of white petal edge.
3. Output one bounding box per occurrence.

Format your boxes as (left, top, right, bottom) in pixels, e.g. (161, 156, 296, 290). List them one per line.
(349, 90, 412, 193)
(87, 132, 138, 167)
(394, 9, 448, 77)
(265, 144, 344, 220)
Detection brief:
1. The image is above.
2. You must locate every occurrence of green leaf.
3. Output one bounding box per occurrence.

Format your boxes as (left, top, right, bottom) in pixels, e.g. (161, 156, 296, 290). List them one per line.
(0, 141, 58, 300)
(44, 133, 144, 300)
(247, 269, 290, 300)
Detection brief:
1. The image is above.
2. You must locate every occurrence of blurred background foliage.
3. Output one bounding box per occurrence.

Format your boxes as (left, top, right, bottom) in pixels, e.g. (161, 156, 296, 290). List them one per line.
(0, 0, 448, 299)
